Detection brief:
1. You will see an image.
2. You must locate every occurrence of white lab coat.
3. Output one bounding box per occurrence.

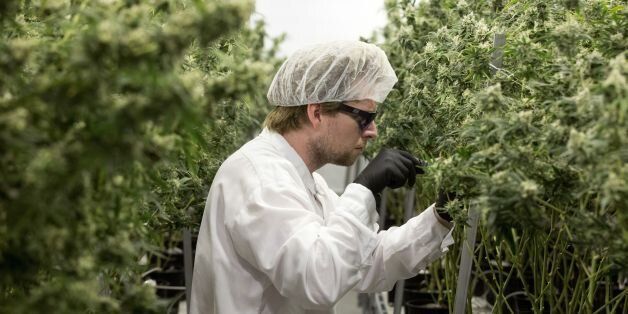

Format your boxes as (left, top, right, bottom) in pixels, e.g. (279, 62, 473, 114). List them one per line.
(190, 128, 454, 314)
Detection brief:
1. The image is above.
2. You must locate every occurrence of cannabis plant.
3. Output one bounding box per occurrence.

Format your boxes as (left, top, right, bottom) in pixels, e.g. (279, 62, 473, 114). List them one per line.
(377, 0, 627, 312)
(0, 0, 279, 312)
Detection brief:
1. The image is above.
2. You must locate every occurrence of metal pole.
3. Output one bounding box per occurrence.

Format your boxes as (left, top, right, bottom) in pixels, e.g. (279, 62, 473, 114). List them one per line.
(490, 33, 506, 74)
(183, 228, 193, 314)
(369, 191, 389, 314)
(452, 209, 480, 314)
(358, 157, 390, 314)
(360, 196, 388, 314)
(353, 157, 374, 310)
(393, 189, 416, 314)
(453, 33, 505, 314)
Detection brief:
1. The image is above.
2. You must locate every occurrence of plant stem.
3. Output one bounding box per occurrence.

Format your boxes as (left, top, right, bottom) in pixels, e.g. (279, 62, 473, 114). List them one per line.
(586, 254, 599, 312)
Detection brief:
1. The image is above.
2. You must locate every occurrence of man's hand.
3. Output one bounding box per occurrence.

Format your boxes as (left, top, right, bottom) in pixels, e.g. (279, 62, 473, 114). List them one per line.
(435, 190, 457, 209)
(435, 190, 457, 222)
(354, 148, 427, 197)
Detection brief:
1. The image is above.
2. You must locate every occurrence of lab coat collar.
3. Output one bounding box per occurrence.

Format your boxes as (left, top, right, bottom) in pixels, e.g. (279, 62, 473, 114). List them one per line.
(260, 128, 317, 196)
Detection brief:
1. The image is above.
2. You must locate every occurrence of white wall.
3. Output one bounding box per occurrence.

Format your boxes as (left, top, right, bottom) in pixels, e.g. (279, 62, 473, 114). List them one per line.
(252, 0, 388, 57)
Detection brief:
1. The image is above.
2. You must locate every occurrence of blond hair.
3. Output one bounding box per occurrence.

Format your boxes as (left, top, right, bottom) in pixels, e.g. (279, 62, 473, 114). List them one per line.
(263, 102, 342, 134)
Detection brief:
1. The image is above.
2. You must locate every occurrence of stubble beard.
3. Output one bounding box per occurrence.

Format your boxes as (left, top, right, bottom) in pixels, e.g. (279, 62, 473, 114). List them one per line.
(310, 132, 360, 168)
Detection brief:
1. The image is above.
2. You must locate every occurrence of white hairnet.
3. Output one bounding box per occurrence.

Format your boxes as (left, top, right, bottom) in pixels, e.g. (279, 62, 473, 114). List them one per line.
(267, 40, 398, 106)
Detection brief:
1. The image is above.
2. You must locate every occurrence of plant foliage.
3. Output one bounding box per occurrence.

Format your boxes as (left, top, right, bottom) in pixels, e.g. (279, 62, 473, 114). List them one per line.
(0, 0, 281, 312)
(377, 0, 627, 311)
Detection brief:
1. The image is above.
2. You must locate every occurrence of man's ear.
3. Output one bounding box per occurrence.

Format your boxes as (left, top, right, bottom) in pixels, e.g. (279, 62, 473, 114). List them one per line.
(306, 103, 323, 129)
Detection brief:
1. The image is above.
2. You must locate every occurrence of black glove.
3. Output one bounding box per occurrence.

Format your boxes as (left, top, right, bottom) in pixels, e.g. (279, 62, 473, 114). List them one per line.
(435, 190, 457, 208)
(354, 148, 427, 197)
(435, 190, 457, 222)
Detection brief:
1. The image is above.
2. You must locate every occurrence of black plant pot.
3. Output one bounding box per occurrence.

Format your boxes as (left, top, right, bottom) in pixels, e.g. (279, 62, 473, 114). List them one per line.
(404, 289, 439, 305)
(404, 291, 448, 314)
(388, 272, 431, 304)
(405, 299, 449, 314)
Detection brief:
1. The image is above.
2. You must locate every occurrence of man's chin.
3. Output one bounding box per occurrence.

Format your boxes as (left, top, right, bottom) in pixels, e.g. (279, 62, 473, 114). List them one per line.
(331, 153, 360, 167)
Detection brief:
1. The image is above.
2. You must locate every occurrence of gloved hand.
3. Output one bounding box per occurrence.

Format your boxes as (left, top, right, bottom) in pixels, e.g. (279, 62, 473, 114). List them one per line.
(354, 148, 427, 198)
(435, 190, 457, 208)
(435, 190, 457, 222)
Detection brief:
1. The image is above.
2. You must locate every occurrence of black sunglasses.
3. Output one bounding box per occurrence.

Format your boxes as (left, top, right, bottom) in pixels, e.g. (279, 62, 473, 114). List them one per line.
(338, 102, 378, 130)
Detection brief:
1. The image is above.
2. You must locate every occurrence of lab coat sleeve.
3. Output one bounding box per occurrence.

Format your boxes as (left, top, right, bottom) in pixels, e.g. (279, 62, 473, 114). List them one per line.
(352, 204, 455, 292)
(226, 183, 380, 309)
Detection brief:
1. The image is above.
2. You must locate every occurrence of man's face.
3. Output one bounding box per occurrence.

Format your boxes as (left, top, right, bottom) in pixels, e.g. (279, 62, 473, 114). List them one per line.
(314, 99, 378, 166)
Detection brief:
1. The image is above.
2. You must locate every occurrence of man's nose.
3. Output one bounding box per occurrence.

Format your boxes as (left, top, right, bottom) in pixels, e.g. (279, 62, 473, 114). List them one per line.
(362, 122, 377, 139)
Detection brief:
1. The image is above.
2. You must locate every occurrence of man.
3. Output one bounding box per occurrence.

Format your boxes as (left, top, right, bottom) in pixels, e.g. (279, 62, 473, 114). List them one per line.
(190, 40, 454, 313)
